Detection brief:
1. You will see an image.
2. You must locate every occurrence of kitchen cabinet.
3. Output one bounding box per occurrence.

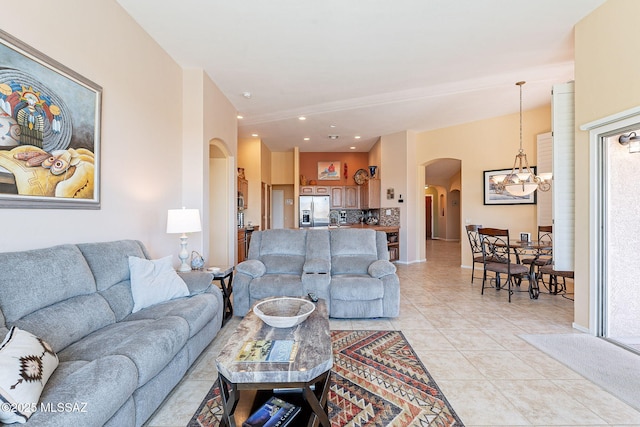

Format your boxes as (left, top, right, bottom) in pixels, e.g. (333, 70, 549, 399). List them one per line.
(237, 226, 258, 263)
(300, 186, 330, 195)
(359, 178, 381, 209)
(330, 187, 343, 208)
(344, 186, 359, 209)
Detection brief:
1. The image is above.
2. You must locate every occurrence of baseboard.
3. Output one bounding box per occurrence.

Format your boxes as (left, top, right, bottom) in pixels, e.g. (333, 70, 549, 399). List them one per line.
(394, 259, 426, 265)
(572, 322, 591, 334)
(431, 238, 461, 242)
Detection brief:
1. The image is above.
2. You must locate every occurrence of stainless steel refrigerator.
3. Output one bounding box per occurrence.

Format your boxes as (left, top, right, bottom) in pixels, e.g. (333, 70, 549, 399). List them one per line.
(299, 195, 330, 227)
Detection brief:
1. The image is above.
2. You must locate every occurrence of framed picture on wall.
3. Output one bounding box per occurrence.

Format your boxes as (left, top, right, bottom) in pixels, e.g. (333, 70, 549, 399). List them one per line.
(317, 161, 341, 180)
(0, 29, 102, 209)
(483, 168, 537, 205)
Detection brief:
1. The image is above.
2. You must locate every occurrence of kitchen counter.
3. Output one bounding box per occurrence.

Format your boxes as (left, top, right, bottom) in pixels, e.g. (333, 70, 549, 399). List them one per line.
(312, 224, 399, 231)
(308, 224, 400, 261)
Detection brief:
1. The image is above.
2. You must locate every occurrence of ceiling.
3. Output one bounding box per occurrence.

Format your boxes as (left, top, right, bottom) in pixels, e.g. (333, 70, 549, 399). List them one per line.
(116, 0, 604, 154)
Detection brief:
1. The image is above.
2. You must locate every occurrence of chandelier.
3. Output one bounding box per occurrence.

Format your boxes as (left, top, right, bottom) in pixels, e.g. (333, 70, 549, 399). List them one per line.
(491, 81, 552, 197)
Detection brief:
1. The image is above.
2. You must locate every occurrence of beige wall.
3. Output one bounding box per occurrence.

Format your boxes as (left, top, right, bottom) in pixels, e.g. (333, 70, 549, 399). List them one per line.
(1, 0, 182, 256)
(1, 1, 237, 268)
(379, 131, 411, 261)
(272, 152, 294, 184)
(574, 0, 640, 330)
(415, 106, 551, 267)
(238, 137, 262, 227)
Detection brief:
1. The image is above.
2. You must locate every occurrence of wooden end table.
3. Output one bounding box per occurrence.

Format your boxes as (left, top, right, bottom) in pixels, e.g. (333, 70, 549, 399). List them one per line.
(210, 266, 234, 325)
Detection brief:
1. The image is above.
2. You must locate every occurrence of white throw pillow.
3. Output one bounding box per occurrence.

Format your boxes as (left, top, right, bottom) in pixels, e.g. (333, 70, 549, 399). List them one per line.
(0, 327, 59, 424)
(128, 255, 190, 313)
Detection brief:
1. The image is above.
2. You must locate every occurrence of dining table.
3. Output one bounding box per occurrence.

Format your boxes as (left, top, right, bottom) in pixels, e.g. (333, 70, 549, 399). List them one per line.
(508, 240, 552, 299)
(492, 239, 552, 299)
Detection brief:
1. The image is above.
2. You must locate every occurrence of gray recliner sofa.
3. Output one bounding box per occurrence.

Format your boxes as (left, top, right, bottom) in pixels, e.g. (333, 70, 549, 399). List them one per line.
(0, 240, 223, 427)
(234, 228, 399, 318)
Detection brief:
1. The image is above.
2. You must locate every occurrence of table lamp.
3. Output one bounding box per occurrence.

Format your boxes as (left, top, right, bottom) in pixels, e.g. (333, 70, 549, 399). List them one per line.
(166, 207, 202, 272)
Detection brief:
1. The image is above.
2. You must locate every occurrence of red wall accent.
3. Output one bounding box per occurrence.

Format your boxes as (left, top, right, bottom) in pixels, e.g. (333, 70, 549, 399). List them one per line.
(299, 152, 369, 186)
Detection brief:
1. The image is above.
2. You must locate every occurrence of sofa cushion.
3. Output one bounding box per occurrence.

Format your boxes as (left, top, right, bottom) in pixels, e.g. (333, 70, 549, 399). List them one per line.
(261, 254, 306, 275)
(0, 327, 59, 424)
(0, 244, 96, 323)
(330, 229, 379, 274)
(28, 356, 138, 427)
(250, 275, 305, 300)
(13, 293, 116, 353)
(78, 240, 148, 291)
(128, 256, 189, 313)
(331, 275, 384, 301)
(258, 229, 307, 256)
(331, 255, 378, 275)
(125, 293, 219, 338)
(330, 229, 378, 256)
(99, 281, 135, 322)
(59, 317, 190, 387)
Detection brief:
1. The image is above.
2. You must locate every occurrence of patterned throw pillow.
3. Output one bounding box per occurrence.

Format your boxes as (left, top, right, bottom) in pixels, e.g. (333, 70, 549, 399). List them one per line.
(0, 327, 59, 424)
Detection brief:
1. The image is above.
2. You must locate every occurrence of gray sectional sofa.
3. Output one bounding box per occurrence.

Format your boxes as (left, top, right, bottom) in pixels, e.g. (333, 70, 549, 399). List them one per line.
(0, 240, 223, 427)
(234, 228, 400, 318)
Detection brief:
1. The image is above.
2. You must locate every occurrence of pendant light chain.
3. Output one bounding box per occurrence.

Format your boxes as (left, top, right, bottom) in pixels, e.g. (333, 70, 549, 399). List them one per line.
(518, 80, 524, 154)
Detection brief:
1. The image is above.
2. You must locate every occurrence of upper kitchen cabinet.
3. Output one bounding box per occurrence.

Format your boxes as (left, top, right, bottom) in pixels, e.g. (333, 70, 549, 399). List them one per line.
(359, 178, 381, 209)
(300, 185, 330, 195)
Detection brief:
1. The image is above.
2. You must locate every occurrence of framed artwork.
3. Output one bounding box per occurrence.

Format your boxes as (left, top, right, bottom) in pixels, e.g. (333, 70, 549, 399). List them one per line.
(317, 161, 340, 180)
(483, 168, 537, 205)
(0, 29, 102, 209)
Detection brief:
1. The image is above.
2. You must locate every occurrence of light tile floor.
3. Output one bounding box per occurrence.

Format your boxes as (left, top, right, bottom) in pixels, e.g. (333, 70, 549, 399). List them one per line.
(146, 240, 640, 426)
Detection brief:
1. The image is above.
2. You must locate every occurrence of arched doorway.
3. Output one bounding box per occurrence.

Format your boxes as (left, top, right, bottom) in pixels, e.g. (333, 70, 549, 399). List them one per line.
(208, 139, 234, 266)
(424, 158, 461, 242)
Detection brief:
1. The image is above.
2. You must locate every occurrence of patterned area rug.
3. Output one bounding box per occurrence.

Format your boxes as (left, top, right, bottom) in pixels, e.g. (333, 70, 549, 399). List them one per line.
(188, 330, 463, 426)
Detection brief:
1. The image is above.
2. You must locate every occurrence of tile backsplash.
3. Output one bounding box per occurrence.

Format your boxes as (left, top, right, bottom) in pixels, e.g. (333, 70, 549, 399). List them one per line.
(378, 207, 400, 226)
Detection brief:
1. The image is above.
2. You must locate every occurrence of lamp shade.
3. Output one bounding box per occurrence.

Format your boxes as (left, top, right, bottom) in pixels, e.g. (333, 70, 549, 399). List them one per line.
(166, 208, 202, 234)
(504, 182, 538, 197)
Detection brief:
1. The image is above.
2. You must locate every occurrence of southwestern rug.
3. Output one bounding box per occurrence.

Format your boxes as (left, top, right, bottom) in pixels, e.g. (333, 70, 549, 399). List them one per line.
(188, 330, 463, 426)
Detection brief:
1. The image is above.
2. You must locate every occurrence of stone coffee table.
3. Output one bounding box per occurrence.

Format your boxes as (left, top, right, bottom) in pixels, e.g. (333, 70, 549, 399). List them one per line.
(215, 298, 333, 427)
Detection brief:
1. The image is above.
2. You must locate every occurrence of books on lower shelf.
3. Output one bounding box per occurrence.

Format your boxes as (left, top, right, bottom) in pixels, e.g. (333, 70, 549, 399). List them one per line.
(243, 396, 301, 427)
(235, 340, 299, 363)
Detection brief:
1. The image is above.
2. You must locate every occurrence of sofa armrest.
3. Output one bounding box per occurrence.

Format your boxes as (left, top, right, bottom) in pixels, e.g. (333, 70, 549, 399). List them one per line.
(368, 260, 396, 278)
(236, 259, 266, 278)
(303, 258, 330, 274)
(177, 271, 213, 295)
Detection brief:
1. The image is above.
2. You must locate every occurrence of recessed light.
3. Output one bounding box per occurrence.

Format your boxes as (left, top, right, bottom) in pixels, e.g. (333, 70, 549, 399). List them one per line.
(303, 137, 310, 141)
(251, 133, 259, 137)
(328, 135, 339, 140)
(237, 115, 244, 119)
(354, 136, 361, 139)
(349, 146, 356, 150)
(330, 125, 336, 128)
(242, 92, 252, 99)
(298, 116, 306, 121)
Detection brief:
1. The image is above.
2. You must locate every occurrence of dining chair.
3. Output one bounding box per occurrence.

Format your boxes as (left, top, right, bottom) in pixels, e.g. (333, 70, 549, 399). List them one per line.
(465, 224, 484, 284)
(538, 264, 574, 295)
(478, 227, 532, 302)
(521, 225, 553, 288)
